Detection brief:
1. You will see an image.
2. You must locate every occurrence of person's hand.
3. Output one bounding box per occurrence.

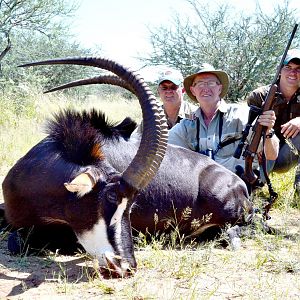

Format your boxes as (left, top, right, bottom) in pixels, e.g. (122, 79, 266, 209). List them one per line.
(281, 117, 300, 138)
(257, 110, 276, 132)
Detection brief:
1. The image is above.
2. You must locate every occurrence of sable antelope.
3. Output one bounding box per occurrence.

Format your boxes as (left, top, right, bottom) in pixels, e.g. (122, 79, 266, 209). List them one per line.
(2, 58, 253, 278)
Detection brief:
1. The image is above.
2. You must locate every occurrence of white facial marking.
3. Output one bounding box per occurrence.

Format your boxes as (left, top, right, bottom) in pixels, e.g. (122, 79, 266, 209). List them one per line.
(110, 197, 128, 226)
(76, 218, 114, 266)
(110, 198, 128, 248)
(76, 198, 129, 268)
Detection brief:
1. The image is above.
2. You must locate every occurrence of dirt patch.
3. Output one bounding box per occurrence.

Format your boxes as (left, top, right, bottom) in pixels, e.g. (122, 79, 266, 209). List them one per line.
(0, 247, 94, 299)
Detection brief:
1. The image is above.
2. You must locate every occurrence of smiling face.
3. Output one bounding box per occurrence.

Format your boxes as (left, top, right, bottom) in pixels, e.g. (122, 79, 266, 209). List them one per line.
(158, 80, 183, 106)
(280, 61, 300, 91)
(189, 73, 222, 107)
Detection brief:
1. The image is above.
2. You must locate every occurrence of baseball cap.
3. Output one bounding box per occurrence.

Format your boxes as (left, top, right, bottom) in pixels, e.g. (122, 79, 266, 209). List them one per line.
(283, 48, 300, 65)
(157, 69, 183, 86)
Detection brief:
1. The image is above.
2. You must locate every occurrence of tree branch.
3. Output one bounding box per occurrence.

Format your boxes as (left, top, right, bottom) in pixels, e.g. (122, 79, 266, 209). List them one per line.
(0, 32, 12, 62)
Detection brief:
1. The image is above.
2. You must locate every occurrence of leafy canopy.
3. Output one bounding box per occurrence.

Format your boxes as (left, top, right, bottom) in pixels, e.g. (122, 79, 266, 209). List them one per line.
(143, 0, 299, 102)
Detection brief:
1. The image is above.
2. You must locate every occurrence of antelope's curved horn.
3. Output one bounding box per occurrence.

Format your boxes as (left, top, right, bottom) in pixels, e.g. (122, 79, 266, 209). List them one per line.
(44, 75, 136, 96)
(20, 57, 168, 190)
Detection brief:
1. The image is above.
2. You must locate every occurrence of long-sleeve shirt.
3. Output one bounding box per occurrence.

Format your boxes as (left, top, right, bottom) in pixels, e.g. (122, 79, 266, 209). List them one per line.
(247, 84, 300, 144)
(168, 100, 253, 173)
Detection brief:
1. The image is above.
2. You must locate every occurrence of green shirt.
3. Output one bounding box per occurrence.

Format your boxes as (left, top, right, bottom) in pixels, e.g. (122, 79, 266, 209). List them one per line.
(133, 100, 197, 135)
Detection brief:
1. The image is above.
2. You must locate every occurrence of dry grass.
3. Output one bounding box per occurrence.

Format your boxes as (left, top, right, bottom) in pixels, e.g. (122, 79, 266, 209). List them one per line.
(0, 91, 142, 173)
(0, 208, 299, 299)
(0, 91, 299, 299)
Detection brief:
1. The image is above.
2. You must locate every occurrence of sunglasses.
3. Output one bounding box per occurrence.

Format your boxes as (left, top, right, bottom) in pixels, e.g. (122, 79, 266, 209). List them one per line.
(159, 85, 180, 91)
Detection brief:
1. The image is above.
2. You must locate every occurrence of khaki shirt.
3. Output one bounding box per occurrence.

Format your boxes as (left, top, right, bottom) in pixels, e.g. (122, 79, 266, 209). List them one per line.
(164, 100, 197, 129)
(168, 100, 254, 173)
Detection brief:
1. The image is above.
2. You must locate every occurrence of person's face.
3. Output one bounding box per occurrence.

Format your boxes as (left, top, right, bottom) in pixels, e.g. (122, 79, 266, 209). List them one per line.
(190, 73, 222, 106)
(280, 61, 300, 89)
(158, 80, 183, 105)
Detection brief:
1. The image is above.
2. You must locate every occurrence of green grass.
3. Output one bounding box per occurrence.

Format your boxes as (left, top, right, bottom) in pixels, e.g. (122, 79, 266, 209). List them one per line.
(253, 167, 299, 211)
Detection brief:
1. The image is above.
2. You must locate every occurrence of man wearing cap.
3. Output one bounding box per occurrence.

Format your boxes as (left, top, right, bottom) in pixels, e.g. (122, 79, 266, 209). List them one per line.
(168, 63, 279, 176)
(157, 69, 196, 129)
(133, 69, 196, 136)
(247, 48, 300, 194)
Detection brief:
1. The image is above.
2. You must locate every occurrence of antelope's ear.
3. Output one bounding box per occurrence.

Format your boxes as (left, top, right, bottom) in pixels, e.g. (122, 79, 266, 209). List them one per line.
(64, 172, 96, 197)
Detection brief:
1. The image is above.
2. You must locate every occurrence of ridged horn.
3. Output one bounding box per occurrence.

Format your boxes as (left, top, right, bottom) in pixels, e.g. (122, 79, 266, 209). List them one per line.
(44, 75, 136, 96)
(20, 57, 168, 190)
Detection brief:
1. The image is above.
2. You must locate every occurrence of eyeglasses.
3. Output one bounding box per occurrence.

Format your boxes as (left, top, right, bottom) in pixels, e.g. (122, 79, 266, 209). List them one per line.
(192, 81, 220, 88)
(159, 85, 180, 91)
(282, 65, 300, 74)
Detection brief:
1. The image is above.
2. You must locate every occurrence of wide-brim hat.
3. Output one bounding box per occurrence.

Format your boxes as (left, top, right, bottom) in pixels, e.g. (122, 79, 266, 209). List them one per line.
(283, 48, 300, 65)
(183, 63, 229, 103)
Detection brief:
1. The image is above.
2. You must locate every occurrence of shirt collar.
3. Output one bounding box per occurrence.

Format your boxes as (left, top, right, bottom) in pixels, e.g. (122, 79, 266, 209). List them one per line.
(178, 100, 187, 117)
(193, 99, 227, 118)
(275, 86, 300, 104)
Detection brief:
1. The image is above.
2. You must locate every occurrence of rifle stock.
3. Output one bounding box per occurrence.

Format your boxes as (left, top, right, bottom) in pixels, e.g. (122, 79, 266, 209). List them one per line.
(242, 84, 278, 184)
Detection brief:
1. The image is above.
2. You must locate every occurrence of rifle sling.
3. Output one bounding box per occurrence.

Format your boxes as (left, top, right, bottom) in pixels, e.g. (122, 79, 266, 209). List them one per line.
(217, 136, 242, 150)
(260, 133, 278, 220)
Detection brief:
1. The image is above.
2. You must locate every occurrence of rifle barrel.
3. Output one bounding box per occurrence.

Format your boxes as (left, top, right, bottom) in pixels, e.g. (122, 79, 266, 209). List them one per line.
(272, 24, 298, 84)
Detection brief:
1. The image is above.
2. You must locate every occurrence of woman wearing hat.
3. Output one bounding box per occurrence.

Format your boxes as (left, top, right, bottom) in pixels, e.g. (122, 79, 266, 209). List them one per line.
(168, 63, 279, 175)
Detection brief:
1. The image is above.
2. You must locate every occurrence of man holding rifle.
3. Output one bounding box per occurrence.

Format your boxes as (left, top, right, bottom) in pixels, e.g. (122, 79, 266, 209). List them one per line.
(247, 49, 300, 194)
(168, 63, 279, 177)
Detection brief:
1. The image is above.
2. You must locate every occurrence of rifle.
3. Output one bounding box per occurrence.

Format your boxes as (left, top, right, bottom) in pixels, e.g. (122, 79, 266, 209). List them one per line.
(234, 24, 298, 219)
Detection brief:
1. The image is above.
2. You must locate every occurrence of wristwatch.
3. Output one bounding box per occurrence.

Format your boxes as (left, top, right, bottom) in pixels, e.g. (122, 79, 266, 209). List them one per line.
(265, 129, 275, 139)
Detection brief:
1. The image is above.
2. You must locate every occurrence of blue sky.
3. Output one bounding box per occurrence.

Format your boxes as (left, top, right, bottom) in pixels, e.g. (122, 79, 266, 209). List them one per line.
(70, 0, 299, 80)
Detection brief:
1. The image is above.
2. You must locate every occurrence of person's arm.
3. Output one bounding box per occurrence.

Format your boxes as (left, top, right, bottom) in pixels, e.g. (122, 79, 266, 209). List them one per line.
(257, 110, 279, 160)
(168, 120, 193, 150)
(281, 117, 300, 139)
(246, 86, 269, 108)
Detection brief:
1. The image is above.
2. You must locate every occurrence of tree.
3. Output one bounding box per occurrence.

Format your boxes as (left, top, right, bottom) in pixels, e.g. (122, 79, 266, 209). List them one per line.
(143, 0, 299, 102)
(2, 29, 97, 87)
(0, 0, 76, 65)
(0, 1, 104, 96)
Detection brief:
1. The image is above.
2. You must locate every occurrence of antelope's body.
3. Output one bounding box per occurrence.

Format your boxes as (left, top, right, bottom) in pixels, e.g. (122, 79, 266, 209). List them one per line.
(2, 57, 253, 277)
(3, 110, 252, 254)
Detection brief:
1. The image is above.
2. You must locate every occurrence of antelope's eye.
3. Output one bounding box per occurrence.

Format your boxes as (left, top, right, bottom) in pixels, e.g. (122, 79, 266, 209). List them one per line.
(106, 191, 118, 204)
